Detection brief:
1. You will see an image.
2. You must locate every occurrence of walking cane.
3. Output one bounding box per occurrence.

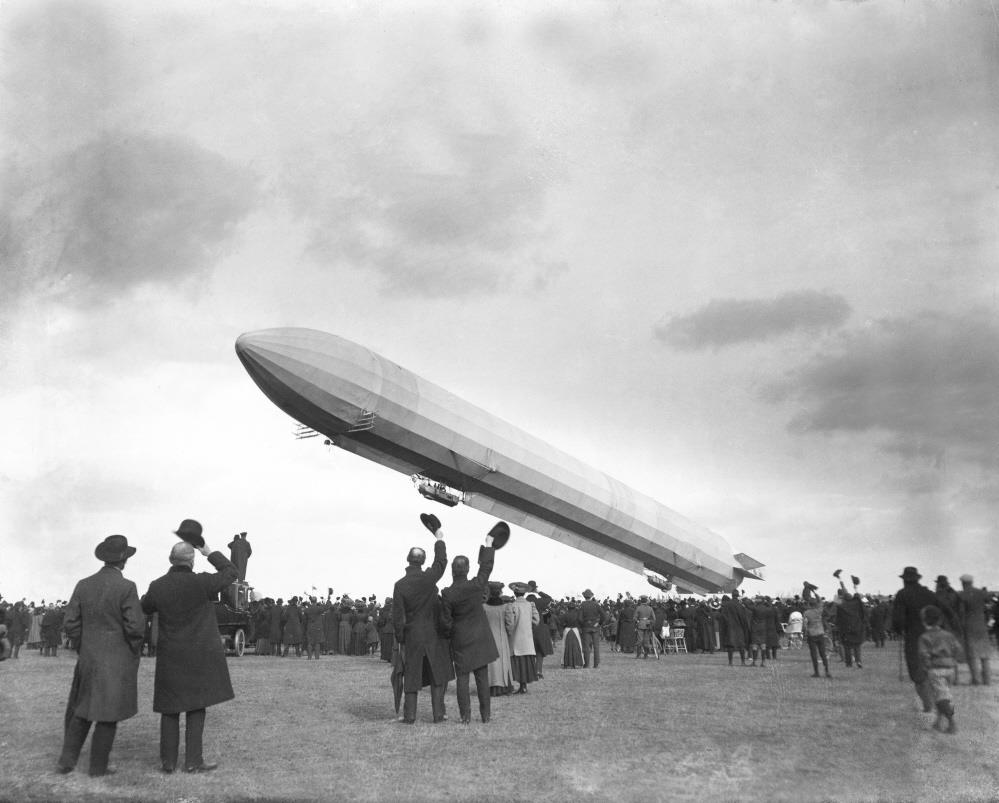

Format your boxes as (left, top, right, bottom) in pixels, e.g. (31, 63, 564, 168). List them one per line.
(897, 636, 904, 682)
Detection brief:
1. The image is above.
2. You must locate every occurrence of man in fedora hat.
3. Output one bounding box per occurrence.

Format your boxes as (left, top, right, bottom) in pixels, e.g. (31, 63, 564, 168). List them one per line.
(892, 566, 939, 712)
(141, 525, 237, 773)
(57, 535, 145, 777)
(440, 525, 501, 723)
(392, 516, 449, 723)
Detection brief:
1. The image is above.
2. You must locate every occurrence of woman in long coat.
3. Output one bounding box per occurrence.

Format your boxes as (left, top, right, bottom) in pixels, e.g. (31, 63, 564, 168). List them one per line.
(483, 583, 513, 696)
(617, 600, 636, 654)
(337, 601, 353, 654)
(559, 602, 584, 668)
(351, 602, 369, 655)
(323, 603, 339, 655)
(505, 584, 539, 693)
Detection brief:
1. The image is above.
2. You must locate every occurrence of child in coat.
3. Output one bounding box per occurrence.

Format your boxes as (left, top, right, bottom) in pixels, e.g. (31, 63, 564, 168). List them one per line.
(918, 605, 964, 734)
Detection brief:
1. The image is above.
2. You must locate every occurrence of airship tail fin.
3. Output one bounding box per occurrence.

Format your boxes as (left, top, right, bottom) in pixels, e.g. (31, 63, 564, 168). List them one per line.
(734, 552, 765, 581)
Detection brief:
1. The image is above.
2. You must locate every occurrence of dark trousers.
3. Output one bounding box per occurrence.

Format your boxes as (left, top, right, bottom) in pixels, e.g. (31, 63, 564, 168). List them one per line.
(402, 684, 445, 723)
(59, 716, 117, 776)
(807, 635, 829, 674)
(581, 628, 600, 667)
(160, 709, 206, 770)
(455, 665, 490, 722)
(843, 642, 862, 666)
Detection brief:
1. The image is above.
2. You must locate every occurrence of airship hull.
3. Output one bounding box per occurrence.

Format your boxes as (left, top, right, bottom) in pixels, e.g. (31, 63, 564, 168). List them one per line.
(236, 328, 750, 594)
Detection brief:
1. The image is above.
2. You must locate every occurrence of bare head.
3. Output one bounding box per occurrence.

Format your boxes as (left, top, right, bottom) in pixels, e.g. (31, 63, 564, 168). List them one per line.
(169, 541, 196, 568)
(407, 547, 426, 566)
(451, 555, 469, 580)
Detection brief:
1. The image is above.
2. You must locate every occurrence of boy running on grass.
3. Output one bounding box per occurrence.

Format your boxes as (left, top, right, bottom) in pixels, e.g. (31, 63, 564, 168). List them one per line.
(918, 605, 964, 734)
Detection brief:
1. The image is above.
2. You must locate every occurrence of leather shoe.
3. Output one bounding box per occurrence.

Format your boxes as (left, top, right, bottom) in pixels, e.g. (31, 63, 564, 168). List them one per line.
(89, 768, 116, 777)
(161, 765, 176, 774)
(185, 763, 218, 773)
(56, 764, 74, 775)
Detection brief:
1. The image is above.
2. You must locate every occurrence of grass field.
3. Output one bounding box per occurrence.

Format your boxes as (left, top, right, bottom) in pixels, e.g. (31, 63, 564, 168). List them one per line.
(3, 641, 998, 802)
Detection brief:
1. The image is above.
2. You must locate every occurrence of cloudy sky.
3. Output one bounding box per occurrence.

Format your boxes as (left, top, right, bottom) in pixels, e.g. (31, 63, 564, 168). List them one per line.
(2, 0, 997, 605)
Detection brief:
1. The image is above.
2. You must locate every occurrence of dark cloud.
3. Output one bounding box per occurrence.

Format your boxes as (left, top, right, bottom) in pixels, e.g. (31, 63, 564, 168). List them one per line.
(1, 132, 257, 309)
(656, 291, 851, 350)
(767, 309, 999, 468)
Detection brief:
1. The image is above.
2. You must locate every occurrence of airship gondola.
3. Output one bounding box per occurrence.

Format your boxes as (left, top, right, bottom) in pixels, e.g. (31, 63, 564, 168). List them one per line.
(235, 328, 762, 595)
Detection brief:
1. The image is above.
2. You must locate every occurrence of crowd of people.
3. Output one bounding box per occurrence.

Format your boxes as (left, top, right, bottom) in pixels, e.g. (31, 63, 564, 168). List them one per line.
(2, 518, 996, 775)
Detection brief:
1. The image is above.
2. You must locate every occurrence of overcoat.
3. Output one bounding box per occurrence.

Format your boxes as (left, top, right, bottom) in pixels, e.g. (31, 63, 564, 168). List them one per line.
(269, 603, 284, 643)
(484, 599, 514, 689)
(141, 551, 237, 714)
(440, 546, 498, 673)
(8, 606, 30, 641)
(323, 606, 339, 648)
(835, 596, 867, 645)
(719, 598, 751, 649)
(892, 581, 940, 682)
(749, 602, 781, 648)
(959, 587, 992, 651)
(392, 539, 450, 692)
(505, 597, 539, 657)
(227, 537, 252, 582)
(282, 604, 303, 644)
(63, 566, 145, 722)
(305, 603, 325, 643)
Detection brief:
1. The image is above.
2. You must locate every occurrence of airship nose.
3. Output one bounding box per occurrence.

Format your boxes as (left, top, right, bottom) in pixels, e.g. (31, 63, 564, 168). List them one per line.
(235, 330, 264, 358)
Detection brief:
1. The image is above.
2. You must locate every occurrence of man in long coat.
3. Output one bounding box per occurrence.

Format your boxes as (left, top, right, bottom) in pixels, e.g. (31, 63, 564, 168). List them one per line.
(304, 597, 325, 660)
(392, 520, 448, 723)
(719, 592, 751, 666)
(8, 601, 30, 659)
(579, 589, 604, 668)
(227, 532, 252, 582)
(440, 529, 499, 724)
(891, 566, 940, 711)
(41, 604, 64, 657)
(57, 535, 145, 777)
(142, 529, 237, 773)
(958, 574, 992, 686)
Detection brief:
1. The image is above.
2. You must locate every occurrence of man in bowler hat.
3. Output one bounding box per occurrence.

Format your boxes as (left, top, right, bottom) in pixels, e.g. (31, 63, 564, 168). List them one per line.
(892, 566, 940, 712)
(440, 523, 504, 723)
(392, 515, 449, 723)
(57, 535, 145, 777)
(141, 519, 237, 773)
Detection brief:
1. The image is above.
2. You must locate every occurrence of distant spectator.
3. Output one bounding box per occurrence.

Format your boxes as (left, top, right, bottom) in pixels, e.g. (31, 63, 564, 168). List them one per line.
(957, 575, 991, 686)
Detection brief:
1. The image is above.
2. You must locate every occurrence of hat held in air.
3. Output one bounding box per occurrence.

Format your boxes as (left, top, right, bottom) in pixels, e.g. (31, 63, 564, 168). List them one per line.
(174, 519, 205, 548)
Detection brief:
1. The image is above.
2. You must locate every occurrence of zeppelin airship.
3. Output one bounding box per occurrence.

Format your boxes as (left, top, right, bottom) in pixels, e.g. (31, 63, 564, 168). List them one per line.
(235, 328, 762, 595)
